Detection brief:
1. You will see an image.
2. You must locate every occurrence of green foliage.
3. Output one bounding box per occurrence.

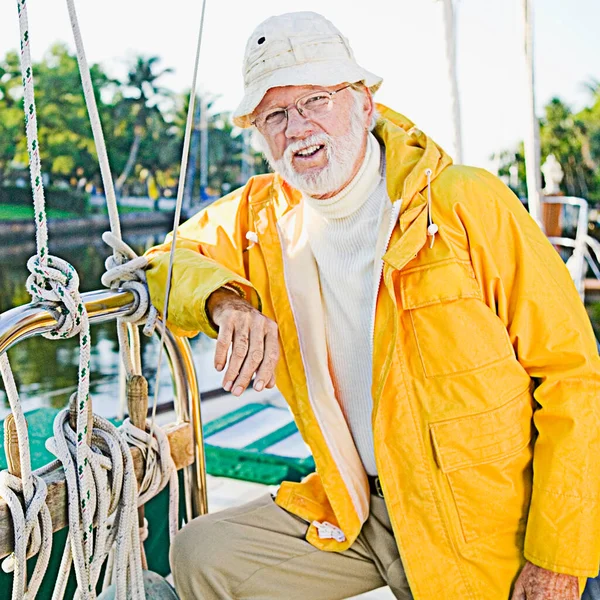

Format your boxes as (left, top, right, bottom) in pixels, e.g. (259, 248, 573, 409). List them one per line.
(0, 185, 89, 215)
(0, 51, 23, 186)
(0, 46, 267, 202)
(587, 302, 600, 339)
(496, 84, 600, 203)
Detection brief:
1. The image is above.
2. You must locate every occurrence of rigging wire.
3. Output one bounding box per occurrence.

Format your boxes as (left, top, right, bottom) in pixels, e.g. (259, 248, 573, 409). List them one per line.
(149, 0, 209, 441)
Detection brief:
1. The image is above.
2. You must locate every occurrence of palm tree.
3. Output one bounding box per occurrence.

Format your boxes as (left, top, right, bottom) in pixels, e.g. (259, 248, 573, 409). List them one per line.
(577, 79, 600, 172)
(114, 56, 173, 195)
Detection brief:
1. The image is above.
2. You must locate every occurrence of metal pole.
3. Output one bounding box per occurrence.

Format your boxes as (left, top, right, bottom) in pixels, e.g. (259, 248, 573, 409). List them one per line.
(523, 0, 544, 229)
(241, 129, 253, 183)
(184, 98, 202, 213)
(199, 96, 208, 201)
(0, 289, 208, 520)
(441, 0, 463, 164)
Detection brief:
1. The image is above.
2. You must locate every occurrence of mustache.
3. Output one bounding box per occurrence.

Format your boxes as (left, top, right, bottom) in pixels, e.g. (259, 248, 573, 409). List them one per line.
(283, 134, 331, 164)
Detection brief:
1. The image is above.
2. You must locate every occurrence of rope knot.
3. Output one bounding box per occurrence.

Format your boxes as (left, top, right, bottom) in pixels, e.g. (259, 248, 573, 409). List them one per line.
(0, 470, 52, 596)
(26, 254, 86, 339)
(120, 418, 176, 508)
(101, 232, 158, 335)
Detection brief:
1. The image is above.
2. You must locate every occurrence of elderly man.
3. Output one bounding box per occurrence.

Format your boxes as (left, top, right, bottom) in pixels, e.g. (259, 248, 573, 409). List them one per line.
(146, 11, 600, 600)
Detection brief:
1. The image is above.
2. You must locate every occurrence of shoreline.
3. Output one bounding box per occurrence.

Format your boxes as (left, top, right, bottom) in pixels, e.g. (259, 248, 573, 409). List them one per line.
(0, 211, 175, 241)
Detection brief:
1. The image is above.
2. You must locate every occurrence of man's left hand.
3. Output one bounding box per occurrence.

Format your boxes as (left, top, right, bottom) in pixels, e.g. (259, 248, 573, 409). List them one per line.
(511, 561, 579, 599)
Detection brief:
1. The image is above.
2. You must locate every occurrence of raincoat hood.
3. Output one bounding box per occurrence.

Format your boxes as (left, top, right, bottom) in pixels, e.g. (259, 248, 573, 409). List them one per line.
(268, 103, 454, 252)
(146, 102, 600, 599)
(372, 104, 453, 211)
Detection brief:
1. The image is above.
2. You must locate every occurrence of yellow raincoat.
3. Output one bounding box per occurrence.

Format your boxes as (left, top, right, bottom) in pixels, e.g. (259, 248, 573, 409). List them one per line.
(146, 105, 600, 599)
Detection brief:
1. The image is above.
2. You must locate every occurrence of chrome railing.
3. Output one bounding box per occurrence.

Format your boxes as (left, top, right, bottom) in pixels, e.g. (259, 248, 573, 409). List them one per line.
(0, 288, 208, 519)
(542, 195, 589, 300)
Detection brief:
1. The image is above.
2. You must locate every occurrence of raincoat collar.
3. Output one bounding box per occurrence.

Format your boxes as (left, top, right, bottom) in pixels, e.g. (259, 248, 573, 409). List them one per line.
(254, 103, 453, 271)
(372, 104, 453, 222)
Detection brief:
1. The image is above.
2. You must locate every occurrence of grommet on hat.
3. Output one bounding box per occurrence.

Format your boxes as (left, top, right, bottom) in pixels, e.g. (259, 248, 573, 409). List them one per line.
(233, 11, 383, 128)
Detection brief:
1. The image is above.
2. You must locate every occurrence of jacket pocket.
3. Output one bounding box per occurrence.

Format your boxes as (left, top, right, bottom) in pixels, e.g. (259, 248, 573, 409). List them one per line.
(430, 388, 535, 543)
(400, 259, 514, 377)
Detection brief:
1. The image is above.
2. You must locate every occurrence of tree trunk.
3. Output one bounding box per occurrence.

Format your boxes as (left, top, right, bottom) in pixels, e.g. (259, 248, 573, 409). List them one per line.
(115, 130, 142, 195)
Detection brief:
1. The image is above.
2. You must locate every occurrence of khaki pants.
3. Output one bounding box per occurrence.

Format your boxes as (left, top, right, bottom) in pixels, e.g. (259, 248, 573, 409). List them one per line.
(170, 493, 412, 600)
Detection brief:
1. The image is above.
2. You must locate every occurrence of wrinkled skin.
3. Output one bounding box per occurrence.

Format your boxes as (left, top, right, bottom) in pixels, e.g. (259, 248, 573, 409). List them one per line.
(207, 288, 279, 397)
(511, 561, 579, 600)
(253, 83, 373, 198)
(207, 84, 374, 395)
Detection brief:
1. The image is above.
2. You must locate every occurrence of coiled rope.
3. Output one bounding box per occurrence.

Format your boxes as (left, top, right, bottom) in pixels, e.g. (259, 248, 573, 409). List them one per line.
(0, 357, 52, 600)
(0, 1, 94, 597)
(44, 408, 145, 600)
(2, 0, 208, 596)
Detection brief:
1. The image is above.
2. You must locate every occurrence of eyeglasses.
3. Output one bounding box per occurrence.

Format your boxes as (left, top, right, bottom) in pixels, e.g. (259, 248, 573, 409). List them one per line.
(251, 84, 353, 134)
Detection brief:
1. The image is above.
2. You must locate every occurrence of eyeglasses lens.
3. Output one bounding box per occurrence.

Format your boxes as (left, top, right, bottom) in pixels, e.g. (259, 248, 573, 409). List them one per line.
(258, 92, 335, 133)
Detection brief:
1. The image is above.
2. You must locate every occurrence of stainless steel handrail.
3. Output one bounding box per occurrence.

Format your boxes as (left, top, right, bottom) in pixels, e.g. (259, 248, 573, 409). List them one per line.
(0, 288, 208, 519)
(542, 195, 589, 300)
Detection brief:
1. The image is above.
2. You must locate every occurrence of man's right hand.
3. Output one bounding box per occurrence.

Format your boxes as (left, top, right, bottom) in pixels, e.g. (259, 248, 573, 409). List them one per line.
(207, 288, 279, 397)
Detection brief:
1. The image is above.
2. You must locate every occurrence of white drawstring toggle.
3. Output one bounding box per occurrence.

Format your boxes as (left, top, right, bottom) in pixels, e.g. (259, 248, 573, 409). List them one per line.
(313, 521, 346, 542)
(425, 168, 438, 248)
(245, 231, 258, 251)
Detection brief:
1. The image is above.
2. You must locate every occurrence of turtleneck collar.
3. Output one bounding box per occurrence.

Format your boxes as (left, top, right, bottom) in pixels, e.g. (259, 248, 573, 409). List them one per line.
(303, 133, 381, 220)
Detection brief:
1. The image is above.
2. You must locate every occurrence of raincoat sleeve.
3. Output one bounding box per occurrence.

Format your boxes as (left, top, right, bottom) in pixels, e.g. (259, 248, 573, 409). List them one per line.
(454, 166, 600, 577)
(144, 180, 261, 339)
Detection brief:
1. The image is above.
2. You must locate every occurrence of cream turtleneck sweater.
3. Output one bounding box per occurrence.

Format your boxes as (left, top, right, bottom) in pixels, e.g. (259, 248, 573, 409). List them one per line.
(303, 133, 389, 475)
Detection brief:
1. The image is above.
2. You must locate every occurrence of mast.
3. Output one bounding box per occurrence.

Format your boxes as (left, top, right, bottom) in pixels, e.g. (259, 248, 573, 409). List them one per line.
(522, 0, 543, 229)
(440, 0, 463, 164)
(183, 96, 202, 212)
(199, 95, 209, 201)
(240, 129, 253, 183)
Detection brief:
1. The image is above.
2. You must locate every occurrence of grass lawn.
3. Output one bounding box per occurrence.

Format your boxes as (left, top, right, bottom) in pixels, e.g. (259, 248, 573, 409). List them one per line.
(0, 203, 153, 221)
(94, 204, 151, 215)
(0, 204, 78, 221)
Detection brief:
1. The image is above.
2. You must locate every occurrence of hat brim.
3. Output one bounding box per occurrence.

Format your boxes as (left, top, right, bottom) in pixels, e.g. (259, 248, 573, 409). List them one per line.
(232, 61, 382, 128)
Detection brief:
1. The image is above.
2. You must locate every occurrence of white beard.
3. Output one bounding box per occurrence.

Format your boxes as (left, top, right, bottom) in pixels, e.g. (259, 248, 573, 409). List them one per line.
(255, 97, 367, 197)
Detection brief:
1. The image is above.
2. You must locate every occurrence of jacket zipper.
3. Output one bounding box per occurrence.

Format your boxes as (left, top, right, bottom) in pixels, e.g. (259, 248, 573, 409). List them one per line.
(274, 220, 360, 538)
(369, 200, 402, 346)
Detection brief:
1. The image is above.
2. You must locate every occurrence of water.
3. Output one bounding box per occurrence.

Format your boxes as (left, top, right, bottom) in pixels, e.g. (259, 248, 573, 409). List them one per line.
(2, 224, 600, 421)
(0, 227, 224, 420)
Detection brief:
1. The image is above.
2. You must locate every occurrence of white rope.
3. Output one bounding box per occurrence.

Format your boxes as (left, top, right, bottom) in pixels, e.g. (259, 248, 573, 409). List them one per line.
(65, 1, 208, 569)
(0, 353, 53, 599)
(101, 232, 158, 337)
(121, 419, 179, 542)
(65, 0, 157, 334)
(149, 0, 208, 442)
(17, 1, 95, 576)
(0, 471, 53, 599)
(2, 3, 186, 598)
(63, 0, 120, 244)
(62, 5, 186, 592)
(7, 2, 95, 596)
(45, 407, 145, 600)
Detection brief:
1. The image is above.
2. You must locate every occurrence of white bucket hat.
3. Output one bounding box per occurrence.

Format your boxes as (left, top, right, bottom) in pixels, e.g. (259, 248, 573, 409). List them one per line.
(232, 11, 383, 128)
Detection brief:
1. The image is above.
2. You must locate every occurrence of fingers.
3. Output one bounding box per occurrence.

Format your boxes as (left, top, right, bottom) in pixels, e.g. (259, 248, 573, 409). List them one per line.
(510, 580, 526, 600)
(214, 303, 279, 396)
(253, 322, 279, 391)
(214, 321, 234, 372)
(222, 327, 250, 393)
(231, 327, 265, 396)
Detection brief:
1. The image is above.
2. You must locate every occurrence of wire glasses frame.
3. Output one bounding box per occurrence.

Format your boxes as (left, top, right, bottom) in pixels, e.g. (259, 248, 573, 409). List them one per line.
(251, 84, 353, 134)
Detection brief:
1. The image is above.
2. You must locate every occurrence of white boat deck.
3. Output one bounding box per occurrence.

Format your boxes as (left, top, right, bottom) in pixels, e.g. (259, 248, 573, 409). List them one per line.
(158, 388, 394, 599)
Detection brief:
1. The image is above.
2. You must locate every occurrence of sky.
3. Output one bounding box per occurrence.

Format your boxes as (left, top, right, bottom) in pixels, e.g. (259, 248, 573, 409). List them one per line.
(0, 0, 599, 171)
